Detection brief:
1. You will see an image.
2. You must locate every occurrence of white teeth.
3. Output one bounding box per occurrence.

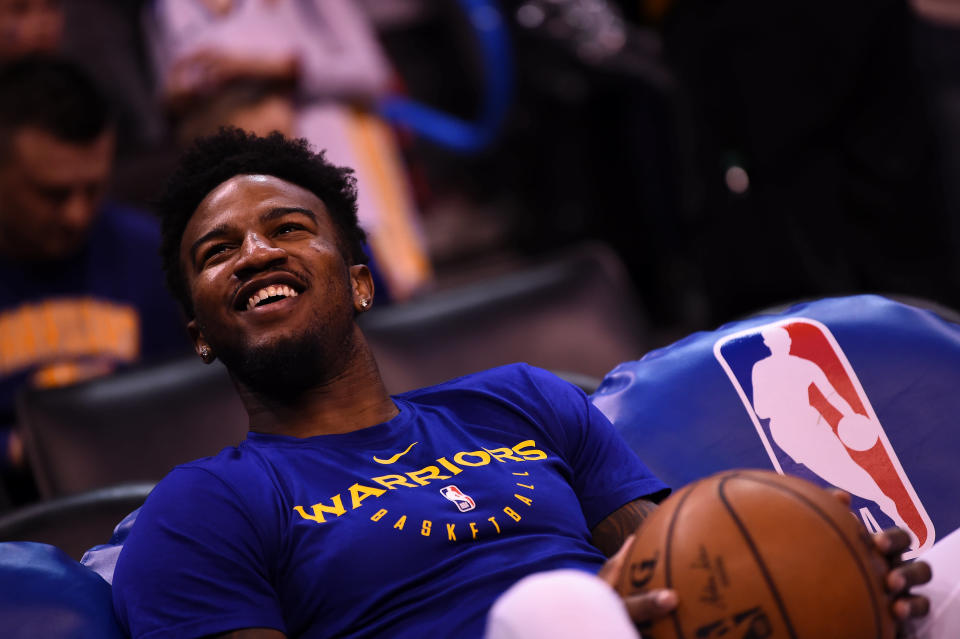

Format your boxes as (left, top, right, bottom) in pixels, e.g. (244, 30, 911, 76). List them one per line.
(245, 284, 299, 310)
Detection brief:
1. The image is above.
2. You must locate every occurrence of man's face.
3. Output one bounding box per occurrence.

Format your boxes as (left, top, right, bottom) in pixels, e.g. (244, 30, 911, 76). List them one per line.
(0, 126, 114, 261)
(0, 0, 63, 59)
(181, 174, 372, 394)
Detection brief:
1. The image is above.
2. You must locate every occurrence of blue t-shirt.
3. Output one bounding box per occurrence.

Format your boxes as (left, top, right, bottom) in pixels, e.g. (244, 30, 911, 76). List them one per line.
(0, 203, 190, 425)
(113, 364, 667, 639)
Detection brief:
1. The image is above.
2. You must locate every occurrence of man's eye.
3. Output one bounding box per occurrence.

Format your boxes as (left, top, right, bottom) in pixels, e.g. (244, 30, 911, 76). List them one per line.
(202, 244, 231, 263)
(276, 223, 305, 235)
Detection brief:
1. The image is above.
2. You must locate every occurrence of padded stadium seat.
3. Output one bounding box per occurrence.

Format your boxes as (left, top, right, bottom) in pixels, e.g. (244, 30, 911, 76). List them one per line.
(0, 482, 153, 561)
(362, 242, 649, 393)
(16, 356, 247, 499)
(591, 295, 960, 560)
(0, 541, 124, 639)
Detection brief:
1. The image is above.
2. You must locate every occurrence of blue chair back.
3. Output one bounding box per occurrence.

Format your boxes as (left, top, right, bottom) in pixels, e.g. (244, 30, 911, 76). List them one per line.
(0, 541, 125, 639)
(592, 295, 960, 560)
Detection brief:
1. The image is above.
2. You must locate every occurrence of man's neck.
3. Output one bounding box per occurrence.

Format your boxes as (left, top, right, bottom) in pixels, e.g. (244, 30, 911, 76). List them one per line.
(237, 335, 398, 438)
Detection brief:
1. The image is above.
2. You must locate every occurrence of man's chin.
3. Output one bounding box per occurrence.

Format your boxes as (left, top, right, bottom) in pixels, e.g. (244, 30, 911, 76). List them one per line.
(218, 334, 336, 398)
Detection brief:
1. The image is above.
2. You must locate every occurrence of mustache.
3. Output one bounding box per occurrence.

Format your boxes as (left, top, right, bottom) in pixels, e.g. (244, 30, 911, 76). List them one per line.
(231, 266, 310, 300)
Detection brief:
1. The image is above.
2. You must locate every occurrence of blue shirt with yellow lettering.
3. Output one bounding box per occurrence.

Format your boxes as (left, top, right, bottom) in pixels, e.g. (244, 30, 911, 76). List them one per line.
(113, 363, 668, 638)
(0, 204, 190, 430)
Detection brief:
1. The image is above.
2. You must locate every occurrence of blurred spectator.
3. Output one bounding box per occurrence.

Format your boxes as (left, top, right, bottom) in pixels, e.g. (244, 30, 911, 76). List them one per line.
(0, 0, 62, 60)
(0, 57, 191, 503)
(0, 0, 169, 206)
(144, 0, 433, 301)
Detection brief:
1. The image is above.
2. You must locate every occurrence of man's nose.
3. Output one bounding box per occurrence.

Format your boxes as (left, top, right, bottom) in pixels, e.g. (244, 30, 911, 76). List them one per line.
(234, 232, 286, 277)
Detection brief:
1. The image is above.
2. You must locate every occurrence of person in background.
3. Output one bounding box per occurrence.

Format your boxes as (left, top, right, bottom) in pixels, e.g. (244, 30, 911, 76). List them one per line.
(0, 56, 191, 503)
(144, 0, 433, 302)
(0, 0, 62, 61)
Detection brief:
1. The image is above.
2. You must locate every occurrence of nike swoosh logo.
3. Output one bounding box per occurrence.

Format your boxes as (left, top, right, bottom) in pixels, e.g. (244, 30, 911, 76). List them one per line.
(373, 441, 419, 465)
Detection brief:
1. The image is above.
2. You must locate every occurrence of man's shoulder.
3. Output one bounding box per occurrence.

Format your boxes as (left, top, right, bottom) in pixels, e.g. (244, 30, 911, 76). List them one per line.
(179, 441, 261, 474)
(398, 363, 584, 418)
(131, 444, 278, 535)
(153, 444, 266, 499)
(403, 363, 564, 397)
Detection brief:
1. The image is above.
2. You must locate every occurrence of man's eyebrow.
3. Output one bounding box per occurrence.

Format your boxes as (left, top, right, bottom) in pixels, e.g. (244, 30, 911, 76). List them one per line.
(261, 207, 318, 224)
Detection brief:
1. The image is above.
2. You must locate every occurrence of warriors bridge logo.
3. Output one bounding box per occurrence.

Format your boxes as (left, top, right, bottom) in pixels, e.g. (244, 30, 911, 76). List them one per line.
(714, 318, 934, 559)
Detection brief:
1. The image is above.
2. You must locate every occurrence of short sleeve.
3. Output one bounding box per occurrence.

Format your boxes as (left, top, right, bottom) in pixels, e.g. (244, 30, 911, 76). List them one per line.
(519, 365, 670, 529)
(112, 467, 285, 639)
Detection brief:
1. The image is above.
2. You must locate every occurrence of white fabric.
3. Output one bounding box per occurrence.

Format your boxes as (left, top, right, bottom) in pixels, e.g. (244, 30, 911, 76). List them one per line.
(912, 525, 960, 639)
(147, 0, 391, 99)
(485, 569, 640, 639)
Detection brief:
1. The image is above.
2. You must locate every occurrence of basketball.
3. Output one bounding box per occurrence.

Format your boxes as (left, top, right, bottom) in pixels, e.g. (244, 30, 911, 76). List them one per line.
(616, 469, 895, 638)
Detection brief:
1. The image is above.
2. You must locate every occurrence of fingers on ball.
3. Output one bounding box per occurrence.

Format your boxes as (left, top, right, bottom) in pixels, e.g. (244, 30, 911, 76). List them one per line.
(893, 595, 930, 620)
(623, 589, 678, 621)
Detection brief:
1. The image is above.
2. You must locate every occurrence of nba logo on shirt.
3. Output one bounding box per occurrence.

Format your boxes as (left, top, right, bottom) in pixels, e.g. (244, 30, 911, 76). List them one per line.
(714, 318, 934, 559)
(440, 485, 476, 512)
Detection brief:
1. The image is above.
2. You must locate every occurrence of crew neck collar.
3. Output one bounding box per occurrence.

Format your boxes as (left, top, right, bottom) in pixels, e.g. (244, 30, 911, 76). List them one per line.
(244, 397, 414, 447)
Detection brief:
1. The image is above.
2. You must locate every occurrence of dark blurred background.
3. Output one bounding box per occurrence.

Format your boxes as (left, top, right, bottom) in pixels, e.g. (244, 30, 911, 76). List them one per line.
(1, 0, 959, 515)
(58, 0, 960, 328)
(54, 0, 960, 327)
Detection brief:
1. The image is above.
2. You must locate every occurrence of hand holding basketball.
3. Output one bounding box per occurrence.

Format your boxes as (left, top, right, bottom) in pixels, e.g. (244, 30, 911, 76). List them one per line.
(597, 534, 677, 624)
(874, 526, 932, 621)
(807, 489, 932, 623)
(615, 470, 898, 638)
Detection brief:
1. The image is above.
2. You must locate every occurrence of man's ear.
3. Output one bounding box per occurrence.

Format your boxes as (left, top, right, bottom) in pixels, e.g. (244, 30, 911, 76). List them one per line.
(350, 264, 375, 313)
(186, 318, 215, 363)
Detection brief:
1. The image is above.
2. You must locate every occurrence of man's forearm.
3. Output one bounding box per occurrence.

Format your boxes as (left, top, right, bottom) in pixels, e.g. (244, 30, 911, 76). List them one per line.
(591, 498, 660, 557)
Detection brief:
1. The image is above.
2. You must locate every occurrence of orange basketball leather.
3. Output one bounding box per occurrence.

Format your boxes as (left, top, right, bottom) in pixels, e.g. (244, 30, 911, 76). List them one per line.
(617, 469, 896, 639)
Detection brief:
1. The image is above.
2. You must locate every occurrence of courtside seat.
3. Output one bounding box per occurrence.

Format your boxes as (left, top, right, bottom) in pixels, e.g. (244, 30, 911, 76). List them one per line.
(590, 294, 960, 558)
(362, 241, 649, 393)
(0, 482, 153, 562)
(16, 356, 246, 499)
(0, 541, 124, 639)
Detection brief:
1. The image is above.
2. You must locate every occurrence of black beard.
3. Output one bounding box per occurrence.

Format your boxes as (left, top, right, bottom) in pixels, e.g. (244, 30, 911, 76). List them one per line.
(208, 319, 354, 400)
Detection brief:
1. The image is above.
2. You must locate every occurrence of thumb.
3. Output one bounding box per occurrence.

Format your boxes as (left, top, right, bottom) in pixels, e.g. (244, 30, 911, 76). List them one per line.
(623, 588, 678, 623)
(597, 534, 636, 587)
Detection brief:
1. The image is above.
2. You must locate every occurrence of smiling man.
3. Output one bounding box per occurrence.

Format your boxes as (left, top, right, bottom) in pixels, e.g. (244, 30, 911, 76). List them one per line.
(111, 129, 930, 639)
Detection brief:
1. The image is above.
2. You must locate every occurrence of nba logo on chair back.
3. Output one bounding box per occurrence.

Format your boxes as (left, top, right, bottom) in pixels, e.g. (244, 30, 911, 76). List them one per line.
(714, 318, 934, 559)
